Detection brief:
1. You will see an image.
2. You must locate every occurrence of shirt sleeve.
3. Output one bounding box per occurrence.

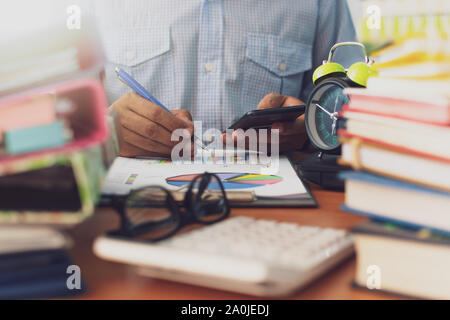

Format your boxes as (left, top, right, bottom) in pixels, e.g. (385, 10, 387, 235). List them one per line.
(299, 0, 362, 102)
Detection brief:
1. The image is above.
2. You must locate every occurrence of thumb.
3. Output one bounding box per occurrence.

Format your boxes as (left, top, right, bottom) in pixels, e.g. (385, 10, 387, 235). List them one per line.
(281, 96, 305, 107)
(257, 93, 287, 110)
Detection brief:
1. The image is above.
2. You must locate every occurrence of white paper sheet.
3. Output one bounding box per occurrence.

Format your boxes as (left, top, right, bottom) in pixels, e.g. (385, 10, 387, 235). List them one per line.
(102, 155, 307, 198)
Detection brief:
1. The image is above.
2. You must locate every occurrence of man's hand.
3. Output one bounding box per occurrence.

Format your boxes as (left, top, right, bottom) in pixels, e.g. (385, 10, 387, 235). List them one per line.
(222, 93, 307, 153)
(110, 92, 194, 158)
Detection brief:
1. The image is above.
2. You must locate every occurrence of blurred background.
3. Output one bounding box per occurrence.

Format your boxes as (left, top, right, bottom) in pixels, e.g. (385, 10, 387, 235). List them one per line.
(1, 0, 448, 48)
(0, 0, 72, 45)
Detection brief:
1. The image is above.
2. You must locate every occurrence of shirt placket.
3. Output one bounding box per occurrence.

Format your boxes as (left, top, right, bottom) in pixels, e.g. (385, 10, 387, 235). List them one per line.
(197, 0, 224, 132)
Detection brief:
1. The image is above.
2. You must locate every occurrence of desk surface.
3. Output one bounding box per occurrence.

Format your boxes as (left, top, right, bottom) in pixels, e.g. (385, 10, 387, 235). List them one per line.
(68, 184, 398, 300)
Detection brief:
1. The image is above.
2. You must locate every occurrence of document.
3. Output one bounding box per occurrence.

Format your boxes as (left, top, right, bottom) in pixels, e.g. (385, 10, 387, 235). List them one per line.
(102, 154, 307, 199)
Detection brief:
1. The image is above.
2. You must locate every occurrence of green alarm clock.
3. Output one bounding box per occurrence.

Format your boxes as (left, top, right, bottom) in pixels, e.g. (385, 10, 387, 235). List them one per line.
(299, 42, 376, 190)
(305, 42, 376, 153)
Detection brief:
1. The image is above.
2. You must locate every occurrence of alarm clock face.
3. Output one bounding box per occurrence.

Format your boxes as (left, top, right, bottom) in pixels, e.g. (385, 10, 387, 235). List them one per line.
(306, 79, 349, 152)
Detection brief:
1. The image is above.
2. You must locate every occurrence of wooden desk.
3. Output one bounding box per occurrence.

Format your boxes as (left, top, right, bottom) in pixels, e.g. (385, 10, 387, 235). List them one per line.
(67, 184, 398, 300)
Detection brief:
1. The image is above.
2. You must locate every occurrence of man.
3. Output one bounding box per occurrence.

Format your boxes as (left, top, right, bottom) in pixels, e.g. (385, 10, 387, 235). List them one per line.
(92, 0, 359, 157)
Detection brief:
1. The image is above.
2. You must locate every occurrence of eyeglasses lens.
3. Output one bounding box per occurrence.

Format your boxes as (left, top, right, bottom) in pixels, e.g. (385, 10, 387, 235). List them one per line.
(125, 187, 180, 240)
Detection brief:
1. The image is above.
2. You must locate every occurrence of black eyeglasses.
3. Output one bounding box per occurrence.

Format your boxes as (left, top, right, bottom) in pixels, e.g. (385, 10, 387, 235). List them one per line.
(108, 172, 230, 242)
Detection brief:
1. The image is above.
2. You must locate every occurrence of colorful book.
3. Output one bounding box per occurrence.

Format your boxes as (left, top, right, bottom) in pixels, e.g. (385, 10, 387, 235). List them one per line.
(339, 136, 450, 192)
(343, 87, 450, 125)
(369, 38, 450, 79)
(339, 110, 450, 159)
(352, 220, 450, 299)
(340, 171, 450, 234)
(0, 249, 84, 299)
(0, 146, 105, 225)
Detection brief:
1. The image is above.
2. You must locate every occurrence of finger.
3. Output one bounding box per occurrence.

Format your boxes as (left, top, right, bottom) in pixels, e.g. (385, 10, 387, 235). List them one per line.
(120, 108, 176, 147)
(272, 116, 306, 135)
(173, 109, 193, 122)
(121, 126, 172, 155)
(277, 132, 308, 152)
(109, 97, 127, 112)
(222, 128, 306, 153)
(118, 142, 170, 158)
(272, 121, 291, 134)
(223, 129, 273, 152)
(173, 109, 194, 133)
(257, 93, 287, 110)
(221, 133, 228, 145)
(125, 93, 191, 132)
(281, 96, 305, 107)
(257, 93, 306, 110)
(175, 116, 194, 136)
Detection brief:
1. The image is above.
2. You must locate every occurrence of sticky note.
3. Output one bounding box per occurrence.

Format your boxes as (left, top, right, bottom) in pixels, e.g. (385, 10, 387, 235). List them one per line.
(0, 95, 56, 136)
(5, 121, 68, 155)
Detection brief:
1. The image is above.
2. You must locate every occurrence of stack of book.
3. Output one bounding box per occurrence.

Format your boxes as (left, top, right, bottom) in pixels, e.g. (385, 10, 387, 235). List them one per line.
(0, 22, 115, 299)
(338, 35, 450, 297)
(0, 24, 110, 226)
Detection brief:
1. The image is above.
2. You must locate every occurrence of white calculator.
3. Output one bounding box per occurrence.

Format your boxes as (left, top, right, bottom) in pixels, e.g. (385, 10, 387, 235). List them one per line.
(94, 216, 354, 296)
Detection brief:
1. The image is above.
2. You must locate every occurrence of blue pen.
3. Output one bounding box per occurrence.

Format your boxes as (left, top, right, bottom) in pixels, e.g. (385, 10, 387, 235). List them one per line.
(115, 67, 208, 150)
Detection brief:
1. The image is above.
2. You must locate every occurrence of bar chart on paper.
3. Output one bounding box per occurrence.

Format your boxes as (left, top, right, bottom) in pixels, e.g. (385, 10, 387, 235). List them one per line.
(166, 173, 283, 190)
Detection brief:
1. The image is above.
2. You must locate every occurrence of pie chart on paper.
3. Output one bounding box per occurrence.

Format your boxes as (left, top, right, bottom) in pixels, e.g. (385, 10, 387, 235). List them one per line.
(166, 173, 283, 190)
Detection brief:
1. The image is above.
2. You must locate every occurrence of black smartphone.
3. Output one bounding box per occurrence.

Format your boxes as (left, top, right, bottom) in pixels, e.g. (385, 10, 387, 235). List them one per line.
(228, 105, 306, 130)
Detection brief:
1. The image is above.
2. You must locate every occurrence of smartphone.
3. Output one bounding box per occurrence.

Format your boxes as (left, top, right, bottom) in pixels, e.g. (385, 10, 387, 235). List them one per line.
(228, 105, 306, 130)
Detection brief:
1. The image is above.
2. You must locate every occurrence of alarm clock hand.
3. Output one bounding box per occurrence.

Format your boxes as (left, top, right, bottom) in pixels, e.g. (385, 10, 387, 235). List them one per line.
(332, 118, 337, 135)
(333, 95, 340, 113)
(315, 103, 338, 120)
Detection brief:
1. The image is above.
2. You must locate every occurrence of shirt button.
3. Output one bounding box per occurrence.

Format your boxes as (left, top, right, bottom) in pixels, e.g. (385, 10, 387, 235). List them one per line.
(126, 51, 136, 61)
(205, 62, 215, 72)
(279, 62, 287, 72)
(204, 135, 215, 143)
